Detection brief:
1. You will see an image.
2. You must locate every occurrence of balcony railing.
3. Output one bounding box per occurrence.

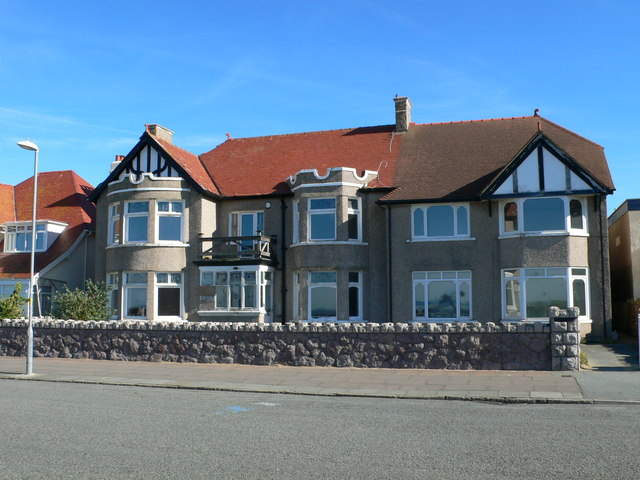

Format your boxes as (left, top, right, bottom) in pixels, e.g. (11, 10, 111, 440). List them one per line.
(198, 234, 276, 262)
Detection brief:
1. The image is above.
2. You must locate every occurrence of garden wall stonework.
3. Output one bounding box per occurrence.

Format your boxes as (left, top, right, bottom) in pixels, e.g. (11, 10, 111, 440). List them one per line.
(0, 309, 580, 371)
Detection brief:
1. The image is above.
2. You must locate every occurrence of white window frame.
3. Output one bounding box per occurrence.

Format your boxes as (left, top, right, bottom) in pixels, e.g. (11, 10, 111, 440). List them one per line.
(124, 201, 149, 243)
(106, 273, 120, 319)
(501, 267, 590, 321)
(308, 271, 337, 321)
(412, 271, 472, 322)
(124, 272, 147, 319)
(308, 198, 336, 241)
(155, 272, 184, 320)
(347, 198, 362, 241)
(499, 196, 588, 237)
(199, 265, 272, 314)
(411, 203, 470, 240)
(156, 200, 184, 243)
(229, 211, 265, 236)
(3, 223, 47, 253)
(292, 200, 300, 244)
(108, 203, 121, 245)
(348, 271, 363, 321)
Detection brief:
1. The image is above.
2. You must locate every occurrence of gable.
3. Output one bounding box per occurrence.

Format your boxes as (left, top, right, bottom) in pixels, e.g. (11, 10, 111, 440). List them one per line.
(487, 135, 607, 198)
(113, 143, 181, 181)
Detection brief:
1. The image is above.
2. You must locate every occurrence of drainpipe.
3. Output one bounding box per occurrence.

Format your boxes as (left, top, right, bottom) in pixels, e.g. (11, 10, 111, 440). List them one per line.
(386, 204, 393, 323)
(280, 197, 287, 324)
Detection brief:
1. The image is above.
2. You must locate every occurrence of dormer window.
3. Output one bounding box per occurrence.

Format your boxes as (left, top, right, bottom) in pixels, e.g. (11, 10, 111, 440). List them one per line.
(3, 221, 66, 253)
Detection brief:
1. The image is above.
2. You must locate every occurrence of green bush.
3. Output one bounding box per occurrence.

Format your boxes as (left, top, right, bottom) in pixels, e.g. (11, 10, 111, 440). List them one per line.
(51, 280, 113, 321)
(0, 283, 28, 319)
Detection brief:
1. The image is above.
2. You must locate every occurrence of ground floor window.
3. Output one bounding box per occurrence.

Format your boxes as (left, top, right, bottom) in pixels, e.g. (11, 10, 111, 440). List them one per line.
(502, 267, 589, 320)
(199, 266, 273, 316)
(36, 286, 52, 316)
(107, 273, 119, 318)
(348, 272, 362, 320)
(156, 272, 182, 319)
(124, 272, 147, 318)
(412, 271, 472, 321)
(309, 271, 337, 320)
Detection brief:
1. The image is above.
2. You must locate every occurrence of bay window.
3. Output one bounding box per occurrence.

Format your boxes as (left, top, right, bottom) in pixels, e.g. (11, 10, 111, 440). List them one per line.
(124, 201, 149, 243)
(124, 272, 147, 318)
(199, 266, 273, 314)
(309, 271, 337, 320)
(412, 271, 472, 321)
(412, 204, 469, 239)
(156, 272, 182, 318)
(502, 267, 589, 320)
(500, 197, 587, 235)
(347, 198, 361, 241)
(348, 271, 362, 320)
(108, 204, 121, 245)
(308, 198, 336, 241)
(157, 201, 183, 242)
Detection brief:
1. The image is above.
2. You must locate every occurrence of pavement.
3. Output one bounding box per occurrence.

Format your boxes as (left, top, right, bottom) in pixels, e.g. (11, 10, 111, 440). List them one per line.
(1, 341, 638, 405)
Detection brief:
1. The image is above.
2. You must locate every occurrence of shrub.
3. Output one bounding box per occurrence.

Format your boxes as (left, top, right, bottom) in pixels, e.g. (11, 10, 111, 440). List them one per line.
(51, 280, 113, 321)
(0, 283, 28, 319)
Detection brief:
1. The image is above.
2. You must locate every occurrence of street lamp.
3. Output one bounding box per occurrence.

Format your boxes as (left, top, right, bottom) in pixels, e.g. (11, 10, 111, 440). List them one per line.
(17, 139, 39, 376)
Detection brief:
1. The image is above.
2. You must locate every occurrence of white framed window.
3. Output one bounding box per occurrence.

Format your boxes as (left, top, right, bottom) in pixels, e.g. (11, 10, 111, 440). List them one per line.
(412, 271, 472, 321)
(347, 198, 361, 241)
(124, 201, 149, 243)
(230, 211, 265, 251)
(292, 200, 300, 244)
(106, 273, 119, 318)
(412, 204, 469, 240)
(500, 197, 587, 236)
(501, 267, 589, 320)
(3, 224, 46, 252)
(124, 272, 147, 318)
(157, 201, 184, 242)
(348, 271, 362, 320)
(308, 198, 336, 241)
(155, 272, 183, 319)
(309, 271, 337, 320)
(108, 203, 121, 245)
(199, 266, 273, 314)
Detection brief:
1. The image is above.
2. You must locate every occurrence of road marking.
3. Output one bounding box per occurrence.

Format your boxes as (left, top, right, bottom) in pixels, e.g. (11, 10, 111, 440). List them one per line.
(253, 402, 280, 407)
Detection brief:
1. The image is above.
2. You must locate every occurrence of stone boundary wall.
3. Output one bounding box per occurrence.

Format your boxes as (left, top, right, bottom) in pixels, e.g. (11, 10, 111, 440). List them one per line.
(0, 309, 580, 371)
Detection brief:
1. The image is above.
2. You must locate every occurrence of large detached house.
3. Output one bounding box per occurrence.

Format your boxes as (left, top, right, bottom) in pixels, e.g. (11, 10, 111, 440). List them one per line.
(0, 171, 96, 314)
(91, 98, 614, 336)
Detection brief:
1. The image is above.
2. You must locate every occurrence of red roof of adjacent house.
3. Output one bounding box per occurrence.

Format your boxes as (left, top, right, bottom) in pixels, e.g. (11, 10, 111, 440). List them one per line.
(381, 116, 614, 202)
(0, 171, 95, 278)
(198, 125, 401, 196)
(0, 184, 16, 224)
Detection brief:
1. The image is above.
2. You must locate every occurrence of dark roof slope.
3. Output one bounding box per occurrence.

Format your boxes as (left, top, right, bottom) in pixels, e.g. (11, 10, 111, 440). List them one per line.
(382, 116, 614, 202)
(0, 171, 95, 278)
(199, 125, 402, 197)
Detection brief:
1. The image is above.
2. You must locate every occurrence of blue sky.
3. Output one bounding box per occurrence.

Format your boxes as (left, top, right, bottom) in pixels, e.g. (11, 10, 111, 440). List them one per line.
(1, 0, 638, 214)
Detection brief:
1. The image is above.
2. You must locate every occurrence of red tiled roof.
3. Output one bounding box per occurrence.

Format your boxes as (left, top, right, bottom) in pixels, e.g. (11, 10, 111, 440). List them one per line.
(0, 184, 15, 223)
(381, 116, 614, 202)
(150, 133, 221, 196)
(0, 171, 95, 278)
(199, 125, 401, 196)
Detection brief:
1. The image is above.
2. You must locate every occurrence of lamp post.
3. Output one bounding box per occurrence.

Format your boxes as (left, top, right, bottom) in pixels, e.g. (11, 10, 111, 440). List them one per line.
(17, 139, 39, 376)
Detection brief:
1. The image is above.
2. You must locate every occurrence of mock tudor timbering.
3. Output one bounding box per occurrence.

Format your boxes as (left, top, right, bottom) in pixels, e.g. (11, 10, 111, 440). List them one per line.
(89, 97, 614, 337)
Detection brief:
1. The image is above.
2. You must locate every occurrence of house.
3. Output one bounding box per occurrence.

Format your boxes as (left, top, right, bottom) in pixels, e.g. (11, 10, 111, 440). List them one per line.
(0, 171, 96, 315)
(90, 97, 614, 337)
(608, 199, 640, 336)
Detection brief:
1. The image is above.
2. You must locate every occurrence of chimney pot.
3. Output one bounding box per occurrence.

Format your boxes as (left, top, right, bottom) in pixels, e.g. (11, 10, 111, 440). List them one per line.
(147, 124, 174, 143)
(394, 96, 412, 133)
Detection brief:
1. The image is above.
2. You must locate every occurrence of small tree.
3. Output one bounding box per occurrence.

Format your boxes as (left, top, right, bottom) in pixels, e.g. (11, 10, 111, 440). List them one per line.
(0, 283, 28, 319)
(51, 280, 113, 321)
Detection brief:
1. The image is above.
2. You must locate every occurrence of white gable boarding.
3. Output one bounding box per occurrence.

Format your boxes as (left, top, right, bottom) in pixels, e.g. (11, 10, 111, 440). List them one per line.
(115, 145, 181, 182)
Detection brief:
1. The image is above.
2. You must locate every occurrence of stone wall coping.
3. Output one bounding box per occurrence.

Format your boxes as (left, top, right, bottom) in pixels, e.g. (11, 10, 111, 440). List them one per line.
(0, 318, 556, 334)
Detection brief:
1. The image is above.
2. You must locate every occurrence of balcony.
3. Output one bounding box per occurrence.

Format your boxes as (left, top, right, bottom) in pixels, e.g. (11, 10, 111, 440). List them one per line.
(196, 234, 277, 265)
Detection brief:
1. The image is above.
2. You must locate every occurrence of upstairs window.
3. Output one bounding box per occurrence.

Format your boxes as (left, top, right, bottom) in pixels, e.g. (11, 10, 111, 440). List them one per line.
(308, 198, 336, 241)
(108, 204, 121, 245)
(157, 201, 183, 242)
(501, 197, 587, 235)
(4, 224, 46, 252)
(412, 204, 469, 240)
(124, 201, 149, 243)
(347, 198, 361, 241)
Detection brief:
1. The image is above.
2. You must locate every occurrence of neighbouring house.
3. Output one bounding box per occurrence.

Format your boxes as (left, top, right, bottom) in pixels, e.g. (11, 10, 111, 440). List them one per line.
(608, 199, 640, 336)
(0, 171, 96, 315)
(90, 97, 614, 336)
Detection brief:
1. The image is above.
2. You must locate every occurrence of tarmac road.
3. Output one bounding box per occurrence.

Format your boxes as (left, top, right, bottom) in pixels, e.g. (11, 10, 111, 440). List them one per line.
(1, 380, 639, 480)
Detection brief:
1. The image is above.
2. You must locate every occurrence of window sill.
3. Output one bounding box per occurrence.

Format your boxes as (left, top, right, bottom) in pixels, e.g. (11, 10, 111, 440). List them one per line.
(290, 241, 368, 247)
(499, 231, 588, 239)
(500, 317, 592, 324)
(411, 319, 473, 323)
(407, 237, 475, 243)
(198, 310, 265, 316)
(107, 242, 190, 248)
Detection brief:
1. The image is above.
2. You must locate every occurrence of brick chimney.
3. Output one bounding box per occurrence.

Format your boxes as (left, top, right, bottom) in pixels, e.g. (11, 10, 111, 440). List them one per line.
(110, 155, 125, 173)
(147, 124, 174, 143)
(394, 96, 412, 133)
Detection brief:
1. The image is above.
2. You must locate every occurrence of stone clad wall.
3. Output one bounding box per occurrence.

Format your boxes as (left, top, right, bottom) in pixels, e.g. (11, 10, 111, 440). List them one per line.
(0, 313, 580, 371)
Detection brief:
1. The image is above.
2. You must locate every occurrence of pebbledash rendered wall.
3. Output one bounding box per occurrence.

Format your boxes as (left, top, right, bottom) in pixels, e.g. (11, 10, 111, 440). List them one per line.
(0, 308, 580, 371)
